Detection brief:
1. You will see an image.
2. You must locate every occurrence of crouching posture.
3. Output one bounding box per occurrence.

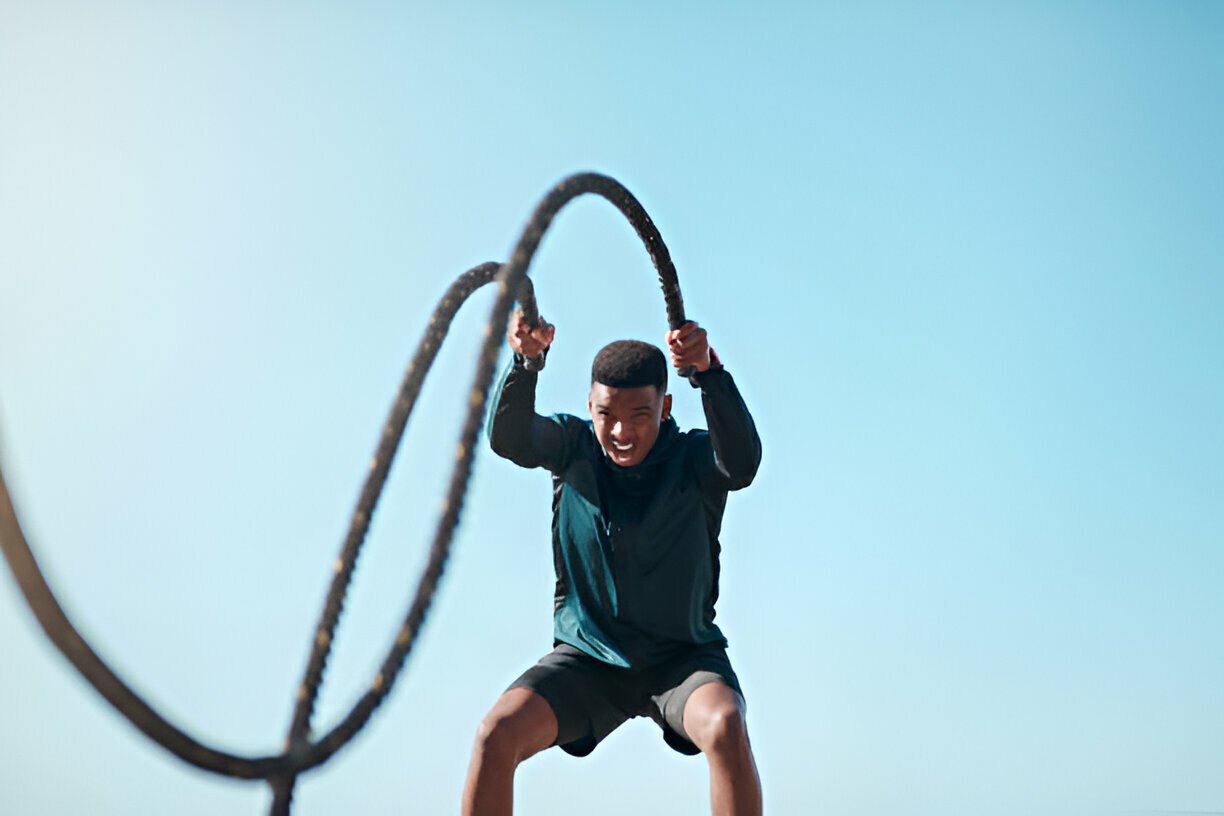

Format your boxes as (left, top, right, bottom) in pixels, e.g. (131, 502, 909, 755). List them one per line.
(461, 312, 763, 815)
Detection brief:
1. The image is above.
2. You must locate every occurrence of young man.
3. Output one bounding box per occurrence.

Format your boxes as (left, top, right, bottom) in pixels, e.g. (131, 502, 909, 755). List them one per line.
(461, 312, 763, 816)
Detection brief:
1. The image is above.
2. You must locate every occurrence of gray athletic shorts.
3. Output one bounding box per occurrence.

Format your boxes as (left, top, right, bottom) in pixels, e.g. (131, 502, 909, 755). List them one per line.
(508, 641, 743, 757)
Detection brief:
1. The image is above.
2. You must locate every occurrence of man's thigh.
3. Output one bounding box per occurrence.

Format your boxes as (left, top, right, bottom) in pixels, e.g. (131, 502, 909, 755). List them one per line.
(507, 644, 637, 757)
(480, 686, 559, 759)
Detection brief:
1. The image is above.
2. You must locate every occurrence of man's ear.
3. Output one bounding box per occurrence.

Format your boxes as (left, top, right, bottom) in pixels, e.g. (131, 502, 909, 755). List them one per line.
(661, 393, 673, 421)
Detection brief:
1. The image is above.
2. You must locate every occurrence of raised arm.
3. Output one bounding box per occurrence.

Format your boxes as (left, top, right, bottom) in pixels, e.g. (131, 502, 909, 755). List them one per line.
(488, 310, 570, 471)
(667, 322, 762, 490)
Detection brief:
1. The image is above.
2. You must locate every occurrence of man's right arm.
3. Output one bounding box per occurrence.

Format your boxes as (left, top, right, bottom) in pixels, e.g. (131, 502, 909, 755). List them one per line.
(487, 354, 569, 471)
(487, 309, 570, 471)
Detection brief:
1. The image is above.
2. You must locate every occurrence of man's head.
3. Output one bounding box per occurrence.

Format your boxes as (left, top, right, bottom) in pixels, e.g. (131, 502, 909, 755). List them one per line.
(588, 340, 673, 467)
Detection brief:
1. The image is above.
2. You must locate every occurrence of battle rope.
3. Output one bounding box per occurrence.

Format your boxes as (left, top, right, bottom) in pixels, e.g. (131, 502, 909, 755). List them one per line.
(0, 172, 688, 812)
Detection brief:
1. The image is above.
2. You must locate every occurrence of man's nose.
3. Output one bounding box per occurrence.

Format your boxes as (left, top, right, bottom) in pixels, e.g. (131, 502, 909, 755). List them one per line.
(612, 421, 630, 439)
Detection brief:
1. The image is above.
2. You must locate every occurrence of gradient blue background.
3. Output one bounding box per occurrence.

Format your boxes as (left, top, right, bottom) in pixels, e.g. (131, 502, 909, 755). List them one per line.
(2, 2, 1221, 814)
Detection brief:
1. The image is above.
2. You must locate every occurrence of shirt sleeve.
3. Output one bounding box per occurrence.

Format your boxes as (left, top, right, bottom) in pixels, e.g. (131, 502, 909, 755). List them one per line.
(690, 364, 762, 491)
(487, 354, 575, 473)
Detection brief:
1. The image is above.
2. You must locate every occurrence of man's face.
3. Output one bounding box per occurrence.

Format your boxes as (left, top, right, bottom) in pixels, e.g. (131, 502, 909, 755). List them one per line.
(588, 382, 673, 467)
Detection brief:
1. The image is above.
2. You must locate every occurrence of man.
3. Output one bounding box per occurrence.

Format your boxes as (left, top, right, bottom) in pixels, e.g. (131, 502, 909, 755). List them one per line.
(461, 311, 763, 816)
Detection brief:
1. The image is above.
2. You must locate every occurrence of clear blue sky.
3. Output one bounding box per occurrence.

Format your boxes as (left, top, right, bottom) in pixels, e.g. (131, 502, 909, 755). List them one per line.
(2, 2, 1221, 815)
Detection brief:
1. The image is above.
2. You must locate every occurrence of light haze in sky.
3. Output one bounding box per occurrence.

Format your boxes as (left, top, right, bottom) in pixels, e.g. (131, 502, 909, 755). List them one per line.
(1, 2, 1221, 815)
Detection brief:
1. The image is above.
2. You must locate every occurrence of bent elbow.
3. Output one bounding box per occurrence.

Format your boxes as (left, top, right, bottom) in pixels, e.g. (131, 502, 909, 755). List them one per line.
(724, 468, 757, 491)
(719, 450, 761, 491)
(489, 432, 538, 469)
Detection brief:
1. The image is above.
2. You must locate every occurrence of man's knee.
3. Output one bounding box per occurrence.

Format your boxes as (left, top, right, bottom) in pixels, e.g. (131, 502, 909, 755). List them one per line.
(684, 684, 750, 755)
(472, 689, 557, 765)
(472, 712, 516, 762)
(699, 702, 748, 752)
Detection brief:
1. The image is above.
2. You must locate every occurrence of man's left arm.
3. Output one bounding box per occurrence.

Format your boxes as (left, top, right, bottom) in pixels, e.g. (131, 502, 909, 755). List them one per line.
(667, 322, 762, 490)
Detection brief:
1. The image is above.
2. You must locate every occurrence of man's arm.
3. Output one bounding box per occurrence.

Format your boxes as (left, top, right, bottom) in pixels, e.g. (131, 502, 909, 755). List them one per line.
(667, 322, 762, 490)
(487, 311, 570, 471)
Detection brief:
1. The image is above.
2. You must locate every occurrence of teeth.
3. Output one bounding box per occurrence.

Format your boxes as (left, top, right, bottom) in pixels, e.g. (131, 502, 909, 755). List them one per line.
(613, 442, 633, 450)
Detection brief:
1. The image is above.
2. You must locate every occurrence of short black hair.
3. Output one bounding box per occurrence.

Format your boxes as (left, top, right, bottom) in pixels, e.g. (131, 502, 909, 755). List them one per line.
(591, 340, 667, 391)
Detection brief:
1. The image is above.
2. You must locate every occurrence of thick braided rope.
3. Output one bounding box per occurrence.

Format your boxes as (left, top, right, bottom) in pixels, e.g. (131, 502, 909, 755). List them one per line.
(0, 172, 687, 810)
(284, 262, 519, 746)
(269, 261, 522, 812)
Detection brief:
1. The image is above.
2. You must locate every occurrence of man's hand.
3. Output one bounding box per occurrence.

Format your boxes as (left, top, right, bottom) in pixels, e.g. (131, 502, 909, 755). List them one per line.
(507, 308, 555, 359)
(666, 321, 713, 373)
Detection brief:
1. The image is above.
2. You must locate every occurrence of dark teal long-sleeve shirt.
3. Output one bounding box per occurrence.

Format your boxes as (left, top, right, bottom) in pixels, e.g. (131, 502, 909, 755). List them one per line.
(488, 356, 761, 669)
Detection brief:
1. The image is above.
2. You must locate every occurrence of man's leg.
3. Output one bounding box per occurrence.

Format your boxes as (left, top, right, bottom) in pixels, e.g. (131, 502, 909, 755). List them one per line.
(461, 688, 557, 816)
(682, 682, 762, 816)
